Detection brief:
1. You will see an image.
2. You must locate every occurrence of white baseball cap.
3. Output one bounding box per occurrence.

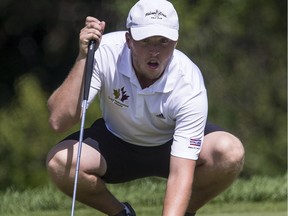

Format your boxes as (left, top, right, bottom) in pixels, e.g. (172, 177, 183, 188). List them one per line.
(126, 0, 179, 41)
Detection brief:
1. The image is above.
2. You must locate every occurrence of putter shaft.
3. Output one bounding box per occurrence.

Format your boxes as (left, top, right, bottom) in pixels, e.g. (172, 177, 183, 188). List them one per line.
(71, 100, 88, 216)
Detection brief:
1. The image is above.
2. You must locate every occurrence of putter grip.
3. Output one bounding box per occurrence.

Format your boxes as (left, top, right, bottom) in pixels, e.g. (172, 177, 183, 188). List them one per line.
(83, 40, 97, 101)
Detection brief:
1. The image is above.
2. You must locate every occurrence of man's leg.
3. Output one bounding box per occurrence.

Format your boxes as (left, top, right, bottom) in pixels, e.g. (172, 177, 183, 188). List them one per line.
(186, 131, 245, 213)
(46, 139, 125, 215)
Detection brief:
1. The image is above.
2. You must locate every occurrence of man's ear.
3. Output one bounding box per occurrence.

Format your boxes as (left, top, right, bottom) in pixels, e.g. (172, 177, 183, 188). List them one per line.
(125, 31, 132, 49)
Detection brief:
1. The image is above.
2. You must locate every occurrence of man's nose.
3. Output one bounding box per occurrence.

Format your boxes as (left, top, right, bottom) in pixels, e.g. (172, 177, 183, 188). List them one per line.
(149, 44, 160, 56)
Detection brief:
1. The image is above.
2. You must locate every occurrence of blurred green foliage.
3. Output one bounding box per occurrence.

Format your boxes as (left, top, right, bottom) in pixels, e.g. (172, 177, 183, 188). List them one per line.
(0, 74, 50, 189)
(0, 0, 286, 189)
(174, 0, 287, 177)
(0, 74, 101, 190)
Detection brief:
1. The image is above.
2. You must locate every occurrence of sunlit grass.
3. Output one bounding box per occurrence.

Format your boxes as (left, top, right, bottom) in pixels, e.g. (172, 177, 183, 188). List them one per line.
(0, 175, 286, 215)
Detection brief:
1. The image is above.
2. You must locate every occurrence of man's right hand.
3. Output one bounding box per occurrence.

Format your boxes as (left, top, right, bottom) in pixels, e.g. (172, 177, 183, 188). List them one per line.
(78, 16, 106, 59)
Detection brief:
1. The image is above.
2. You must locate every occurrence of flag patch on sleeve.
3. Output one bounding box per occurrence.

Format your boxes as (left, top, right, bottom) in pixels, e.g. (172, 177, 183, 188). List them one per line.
(189, 138, 202, 149)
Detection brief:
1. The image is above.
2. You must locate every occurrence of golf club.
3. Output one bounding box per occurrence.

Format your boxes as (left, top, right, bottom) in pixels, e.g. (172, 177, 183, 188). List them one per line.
(71, 39, 97, 216)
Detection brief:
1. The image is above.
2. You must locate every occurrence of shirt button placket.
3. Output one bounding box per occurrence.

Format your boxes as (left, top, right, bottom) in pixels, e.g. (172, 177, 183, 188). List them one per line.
(135, 93, 144, 118)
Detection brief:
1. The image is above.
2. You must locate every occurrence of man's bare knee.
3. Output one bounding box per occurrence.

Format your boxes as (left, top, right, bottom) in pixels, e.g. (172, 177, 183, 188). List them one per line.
(213, 132, 245, 175)
(46, 144, 75, 195)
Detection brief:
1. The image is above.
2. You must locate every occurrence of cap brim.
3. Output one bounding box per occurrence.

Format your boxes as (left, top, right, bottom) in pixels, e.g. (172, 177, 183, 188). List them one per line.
(130, 25, 178, 41)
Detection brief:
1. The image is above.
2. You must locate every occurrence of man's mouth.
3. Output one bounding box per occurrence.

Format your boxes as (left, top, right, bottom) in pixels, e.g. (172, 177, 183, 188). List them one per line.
(148, 60, 159, 69)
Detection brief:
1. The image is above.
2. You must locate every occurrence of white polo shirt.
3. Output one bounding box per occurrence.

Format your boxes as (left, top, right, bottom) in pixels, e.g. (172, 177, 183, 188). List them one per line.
(88, 31, 208, 160)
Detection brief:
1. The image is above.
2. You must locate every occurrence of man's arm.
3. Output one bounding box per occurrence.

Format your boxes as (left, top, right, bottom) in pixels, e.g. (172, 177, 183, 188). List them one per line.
(47, 57, 86, 132)
(47, 17, 105, 132)
(162, 155, 196, 216)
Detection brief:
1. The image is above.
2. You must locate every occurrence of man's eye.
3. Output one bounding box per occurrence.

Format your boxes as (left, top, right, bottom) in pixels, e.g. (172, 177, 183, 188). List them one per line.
(138, 39, 149, 46)
(142, 39, 149, 43)
(161, 38, 170, 44)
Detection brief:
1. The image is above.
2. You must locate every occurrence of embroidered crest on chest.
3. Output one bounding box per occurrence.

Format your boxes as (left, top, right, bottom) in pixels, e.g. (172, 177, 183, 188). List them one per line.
(108, 86, 130, 108)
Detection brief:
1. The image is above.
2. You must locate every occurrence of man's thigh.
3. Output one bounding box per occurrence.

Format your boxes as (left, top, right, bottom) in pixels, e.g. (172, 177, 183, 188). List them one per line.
(47, 138, 107, 178)
(59, 119, 172, 183)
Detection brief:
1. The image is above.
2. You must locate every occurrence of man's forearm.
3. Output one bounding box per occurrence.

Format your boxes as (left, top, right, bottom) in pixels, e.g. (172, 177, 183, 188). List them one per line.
(48, 57, 86, 132)
(162, 156, 196, 216)
(163, 175, 192, 215)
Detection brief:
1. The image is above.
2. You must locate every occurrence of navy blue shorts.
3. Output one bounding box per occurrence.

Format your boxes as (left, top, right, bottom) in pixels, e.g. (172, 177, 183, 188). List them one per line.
(62, 118, 225, 183)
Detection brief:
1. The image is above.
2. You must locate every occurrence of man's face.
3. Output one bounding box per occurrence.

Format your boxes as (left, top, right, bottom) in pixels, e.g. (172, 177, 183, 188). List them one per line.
(126, 32, 177, 88)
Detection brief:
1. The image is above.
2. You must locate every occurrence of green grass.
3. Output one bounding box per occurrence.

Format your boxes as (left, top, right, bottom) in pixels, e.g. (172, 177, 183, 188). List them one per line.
(1, 202, 287, 216)
(0, 175, 286, 216)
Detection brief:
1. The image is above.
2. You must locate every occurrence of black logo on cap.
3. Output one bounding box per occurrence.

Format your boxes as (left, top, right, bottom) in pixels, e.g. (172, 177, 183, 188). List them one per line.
(145, 10, 167, 19)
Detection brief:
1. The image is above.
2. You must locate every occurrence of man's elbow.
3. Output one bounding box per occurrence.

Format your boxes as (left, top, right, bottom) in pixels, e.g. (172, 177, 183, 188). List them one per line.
(48, 106, 81, 133)
(49, 116, 67, 133)
(48, 113, 79, 133)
